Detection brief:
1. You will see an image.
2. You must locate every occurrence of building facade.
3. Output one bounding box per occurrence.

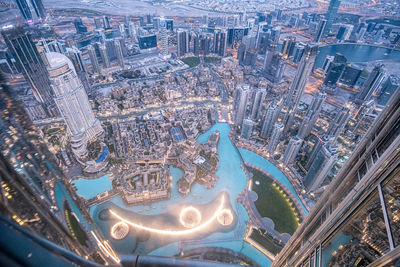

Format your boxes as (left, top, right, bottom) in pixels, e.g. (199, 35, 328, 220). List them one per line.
(46, 52, 103, 158)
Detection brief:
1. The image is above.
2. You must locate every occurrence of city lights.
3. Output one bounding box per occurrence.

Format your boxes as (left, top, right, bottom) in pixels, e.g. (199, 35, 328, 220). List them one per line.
(109, 195, 227, 236)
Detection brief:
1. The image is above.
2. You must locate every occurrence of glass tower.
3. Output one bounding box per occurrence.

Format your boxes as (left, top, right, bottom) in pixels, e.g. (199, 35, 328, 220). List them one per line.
(1, 27, 57, 116)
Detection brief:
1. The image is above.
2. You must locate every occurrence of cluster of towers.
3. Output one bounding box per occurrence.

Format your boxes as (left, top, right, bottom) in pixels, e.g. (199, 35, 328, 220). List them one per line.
(232, 41, 353, 192)
(2, 27, 103, 161)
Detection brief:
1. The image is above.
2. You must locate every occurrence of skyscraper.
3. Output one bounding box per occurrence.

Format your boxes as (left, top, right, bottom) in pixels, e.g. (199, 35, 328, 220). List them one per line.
(66, 47, 86, 73)
(177, 29, 189, 57)
(356, 64, 386, 103)
(87, 45, 100, 74)
(250, 88, 267, 121)
(15, 0, 46, 23)
(263, 46, 286, 84)
(304, 145, 338, 191)
(298, 90, 326, 138)
(314, 18, 327, 42)
(74, 18, 87, 34)
(283, 44, 319, 134)
(159, 17, 169, 58)
(324, 0, 341, 35)
(114, 39, 125, 69)
(234, 84, 250, 128)
(260, 101, 282, 139)
(99, 44, 110, 68)
(323, 53, 347, 87)
(268, 122, 284, 154)
(214, 29, 228, 57)
(327, 106, 351, 142)
(283, 135, 303, 164)
(46, 52, 103, 158)
(118, 22, 126, 38)
(103, 15, 111, 29)
(128, 21, 138, 42)
(272, 79, 400, 267)
(241, 119, 255, 139)
(66, 47, 91, 94)
(1, 27, 57, 116)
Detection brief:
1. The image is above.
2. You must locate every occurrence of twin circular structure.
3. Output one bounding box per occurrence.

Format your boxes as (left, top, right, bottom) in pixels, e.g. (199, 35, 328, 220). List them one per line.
(109, 195, 234, 238)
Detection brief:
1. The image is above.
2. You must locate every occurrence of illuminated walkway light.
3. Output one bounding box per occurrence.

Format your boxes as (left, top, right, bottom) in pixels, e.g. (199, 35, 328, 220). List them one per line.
(109, 195, 226, 236)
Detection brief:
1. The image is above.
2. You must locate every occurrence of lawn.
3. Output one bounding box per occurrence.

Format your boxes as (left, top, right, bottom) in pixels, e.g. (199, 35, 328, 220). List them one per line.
(251, 168, 300, 235)
(249, 229, 284, 255)
(64, 203, 88, 246)
(181, 57, 200, 67)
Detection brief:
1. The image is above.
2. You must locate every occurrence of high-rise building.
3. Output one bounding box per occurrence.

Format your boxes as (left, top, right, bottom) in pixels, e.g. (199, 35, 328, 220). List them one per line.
(323, 53, 347, 87)
(87, 45, 100, 74)
(250, 88, 267, 121)
(128, 22, 137, 41)
(99, 44, 110, 68)
(165, 19, 174, 31)
(336, 24, 353, 41)
(314, 18, 327, 42)
(263, 46, 285, 83)
(268, 122, 284, 154)
(103, 15, 111, 29)
(114, 39, 124, 69)
(74, 18, 87, 34)
(159, 18, 169, 58)
(304, 145, 338, 191)
(243, 50, 257, 66)
(237, 43, 246, 65)
(94, 17, 103, 29)
(327, 106, 351, 142)
(283, 135, 303, 164)
(272, 82, 400, 267)
(324, 0, 341, 35)
(260, 101, 279, 139)
(281, 36, 296, 59)
(1, 27, 56, 116)
(339, 63, 362, 87)
(298, 90, 326, 138)
(138, 34, 157, 50)
(305, 135, 333, 169)
(177, 29, 189, 57)
(0, 73, 117, 265)
(118, 22, 126, 38)
(46, 52, 103, 158)
(214, 29, 228, 57)
(66, 47, 86, 73)
(241, 119, 255, 139)
(15, 0, 46, 23)
(66, 47, 91, 94)
(357, 64, 386, 103)
(283, 44, 319, 134)
(234, 84, 250, 128)
(377, 74, 400, 106)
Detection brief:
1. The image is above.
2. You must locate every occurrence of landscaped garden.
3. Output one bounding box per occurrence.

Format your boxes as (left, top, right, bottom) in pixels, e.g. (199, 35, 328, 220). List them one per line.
(181, 57, 200, 67)
(251, 168, 301, 235)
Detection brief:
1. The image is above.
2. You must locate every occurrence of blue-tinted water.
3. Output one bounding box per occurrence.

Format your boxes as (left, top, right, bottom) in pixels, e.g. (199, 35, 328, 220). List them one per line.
(315, 44, 400, 68)
(54, 181, 90, 229)
(72, 174, 112, 199)
(77, 122, 307, 266)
